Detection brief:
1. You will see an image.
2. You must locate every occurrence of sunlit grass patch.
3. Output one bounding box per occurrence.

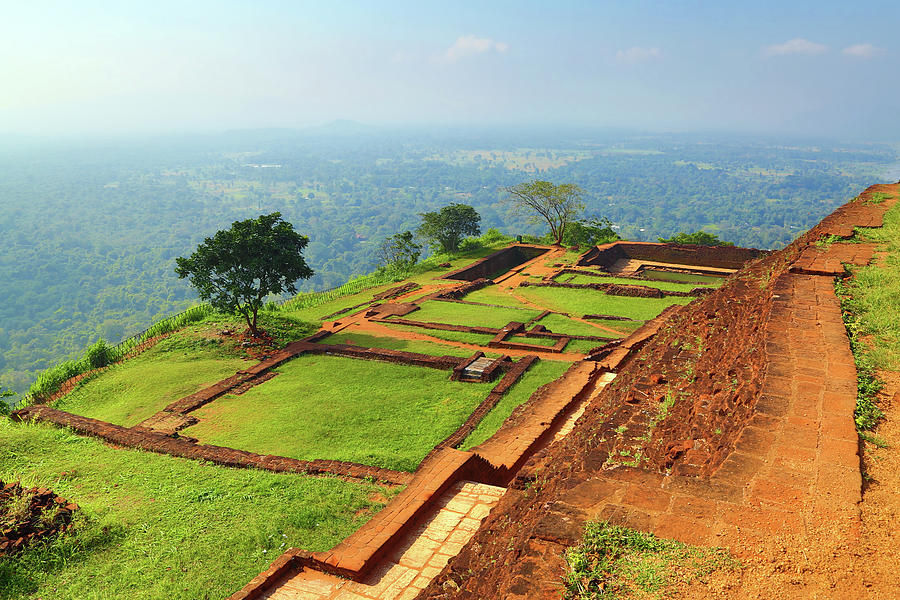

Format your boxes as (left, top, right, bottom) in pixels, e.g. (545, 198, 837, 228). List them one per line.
(836, 198, 900, 430)
(0, 419, 395, 600)
(461, 361, 571, 449)
(381, 323, 497, 347)
(412, 300, 542, 329)
(54, 331, 249, 427)
(564, 521, 733, 599)
(518, 286, 692, 321)
(183, 354, 494, 472)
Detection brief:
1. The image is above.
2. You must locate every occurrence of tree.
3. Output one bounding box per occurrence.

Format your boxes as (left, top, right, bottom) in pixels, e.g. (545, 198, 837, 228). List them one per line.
(657, 231, 734, 246)
(417, 204, 481, 253)
(377, 230, 422, 270)
(175, 213, 313, 336)
(561, 217, 620, 247)
(503, 180, 585, 246)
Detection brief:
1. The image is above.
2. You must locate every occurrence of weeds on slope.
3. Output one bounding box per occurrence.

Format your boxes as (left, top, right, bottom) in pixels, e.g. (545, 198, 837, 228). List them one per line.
(564, 521, 732, 599)
(834, 196, 900, 431)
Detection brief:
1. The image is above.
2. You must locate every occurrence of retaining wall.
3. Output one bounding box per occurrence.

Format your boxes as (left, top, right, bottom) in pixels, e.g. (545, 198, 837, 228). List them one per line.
(577, 241, 766, 270)
(442, 245, 549, 281)
(10, 405, 412, 485)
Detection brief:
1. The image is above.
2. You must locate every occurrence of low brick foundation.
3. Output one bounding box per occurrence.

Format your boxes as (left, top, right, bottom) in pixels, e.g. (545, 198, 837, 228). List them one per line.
(10, 405, 412, 486)
(521, 280, 711, 298)
(577, 240, 767, 271)
(442, 245, 550, 281)
(321, 282, 422, 320)
(433, 355, 539, 454)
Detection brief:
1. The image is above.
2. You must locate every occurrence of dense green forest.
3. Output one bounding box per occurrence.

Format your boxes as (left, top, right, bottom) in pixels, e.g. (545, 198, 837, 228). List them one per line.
(1, 127, 896, 392)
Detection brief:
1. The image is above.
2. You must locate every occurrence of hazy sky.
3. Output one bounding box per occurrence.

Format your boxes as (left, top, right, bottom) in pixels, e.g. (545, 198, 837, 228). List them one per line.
(3, 1, 899, 138)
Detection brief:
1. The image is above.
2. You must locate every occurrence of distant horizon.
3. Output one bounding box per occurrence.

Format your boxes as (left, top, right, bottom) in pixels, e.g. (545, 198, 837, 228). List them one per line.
(1, 121, 898, 146)
(3, 1, 899, 139)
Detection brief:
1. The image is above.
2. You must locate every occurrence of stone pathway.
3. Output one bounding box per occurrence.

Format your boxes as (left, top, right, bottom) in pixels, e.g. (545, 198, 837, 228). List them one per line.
(261, 481, 505, 600)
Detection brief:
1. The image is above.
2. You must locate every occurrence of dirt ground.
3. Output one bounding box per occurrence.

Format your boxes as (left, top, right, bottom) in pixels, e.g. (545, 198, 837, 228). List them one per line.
(673, 372, 900, 600)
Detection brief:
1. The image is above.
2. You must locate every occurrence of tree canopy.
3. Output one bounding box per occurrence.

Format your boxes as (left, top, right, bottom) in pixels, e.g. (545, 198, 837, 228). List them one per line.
(417, 203, 481, 253)
(657, 231, 734, 246)
(377, 230, 422, 271)
(560, 218, 620, 247)
(503, 180, 585, 246)
(175, 213, 313, 335)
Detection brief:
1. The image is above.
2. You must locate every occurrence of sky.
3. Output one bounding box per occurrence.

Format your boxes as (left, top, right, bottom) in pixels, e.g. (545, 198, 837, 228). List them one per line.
(2, 0, 899, 139)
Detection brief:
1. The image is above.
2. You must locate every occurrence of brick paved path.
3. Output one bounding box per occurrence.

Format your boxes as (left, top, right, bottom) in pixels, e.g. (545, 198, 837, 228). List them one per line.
(261, 482, 504, 600)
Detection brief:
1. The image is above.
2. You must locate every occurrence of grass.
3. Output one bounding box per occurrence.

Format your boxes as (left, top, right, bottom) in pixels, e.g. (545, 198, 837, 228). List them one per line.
(461, 286, 536, 309)
(275, 236, 514, 323)
(834, 199, 900, 430)
(182, 354, 494, 472)
(545, 249, 583, 267)
(564, 521, 733, 599)
(518, 286, 693, 321)
(639, 269, 726, 285)
(0, 419, 395, 600)
(583, 317, 646, 335)
(461, 360, 571, 449)
(318, 331, 478, 357)
(561, 274, 715, 293)
(54, 331, 249, 427)
(535, 313, 623, 339)
(514, 335, 559, 347)
(411, 300, 543, 329)
(277, 281, 402, 323)
(381, 323, 497, 347)
(564, 339, 610, 354)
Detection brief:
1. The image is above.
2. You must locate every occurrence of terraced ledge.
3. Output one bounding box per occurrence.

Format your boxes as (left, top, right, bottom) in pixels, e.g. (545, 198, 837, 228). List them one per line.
(9, 405, 412, 486)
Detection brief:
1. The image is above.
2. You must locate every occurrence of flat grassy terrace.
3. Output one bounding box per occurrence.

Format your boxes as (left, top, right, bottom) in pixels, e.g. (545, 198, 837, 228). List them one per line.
(640, 269, 726, 285)
(0, 419, 395, 600)
(460, 286, 536, 309)
(584, 317, 646, 336)
(410, 300, 542, 329)
(381, 323, 497, 347)
(461, 360, 572, 449)
(321, 331, 478, 357)
(54, 334, 249, 427)
(183, 354, 495, 472)
(557, 273, 715, 293)
(517, 286, 693, 321)
(534, 313, 623, 339)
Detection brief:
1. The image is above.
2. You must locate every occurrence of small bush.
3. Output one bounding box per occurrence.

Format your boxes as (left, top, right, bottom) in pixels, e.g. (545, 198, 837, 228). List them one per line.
(84, 338, 112, 370)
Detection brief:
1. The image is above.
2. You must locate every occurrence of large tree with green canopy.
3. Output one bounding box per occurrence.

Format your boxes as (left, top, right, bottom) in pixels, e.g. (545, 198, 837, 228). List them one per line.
(175, 212, 313, 336)
(503, 180, 585, 246)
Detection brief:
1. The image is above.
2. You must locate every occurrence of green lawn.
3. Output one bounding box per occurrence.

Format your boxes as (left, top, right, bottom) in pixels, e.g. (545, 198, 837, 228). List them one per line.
(381, 324, 497, 347)
(639, 269, 726, 285)
(411, 300, 542, 329)
(182, 355, 494, 472)
(461, 361, 572, 449)
(852, 201, 900, 369)
(54, 335, 249, 427)
(584, 317, 646, 336)
(562, 273, 713, 293)
(275, 246, 517, 324)
(461, 286, 536, 309)
(563, 338, 610, 354)
(518, 286, 693, 321)
(535, 313, 623, 339)
(277, 282, 401, 323)
(512, 335, 558, 347)
(0, 419, 394, 600)
(319, 331, 477, 357)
